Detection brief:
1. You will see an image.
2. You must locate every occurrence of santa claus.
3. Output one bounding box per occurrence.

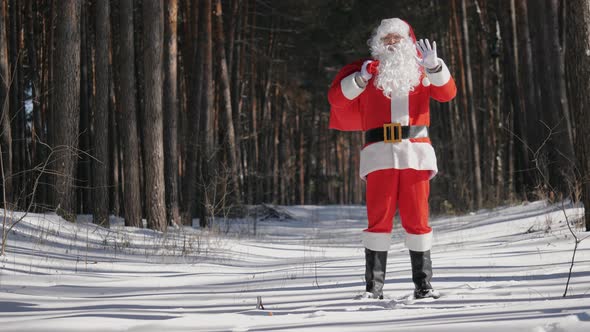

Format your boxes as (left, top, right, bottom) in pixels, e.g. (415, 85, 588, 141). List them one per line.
(327, 18, 456, 299)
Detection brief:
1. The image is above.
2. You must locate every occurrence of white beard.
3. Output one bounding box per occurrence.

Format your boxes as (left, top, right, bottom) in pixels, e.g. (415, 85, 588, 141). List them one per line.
(370, 38, 422, 98)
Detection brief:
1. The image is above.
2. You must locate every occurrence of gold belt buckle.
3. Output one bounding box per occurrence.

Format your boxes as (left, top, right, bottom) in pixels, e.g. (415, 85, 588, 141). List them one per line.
(383, 123, 402, 143)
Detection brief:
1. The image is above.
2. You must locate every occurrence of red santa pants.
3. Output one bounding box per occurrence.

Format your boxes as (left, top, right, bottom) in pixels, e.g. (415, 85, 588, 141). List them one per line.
(362, 168, 433, 252)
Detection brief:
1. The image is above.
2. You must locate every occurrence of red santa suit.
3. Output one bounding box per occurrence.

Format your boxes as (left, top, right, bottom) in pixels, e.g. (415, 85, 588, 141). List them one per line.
(327, 22, 456, 254)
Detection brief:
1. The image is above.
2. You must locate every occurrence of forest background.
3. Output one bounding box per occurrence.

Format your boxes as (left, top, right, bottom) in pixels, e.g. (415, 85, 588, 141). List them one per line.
(0, 0, 589, 233)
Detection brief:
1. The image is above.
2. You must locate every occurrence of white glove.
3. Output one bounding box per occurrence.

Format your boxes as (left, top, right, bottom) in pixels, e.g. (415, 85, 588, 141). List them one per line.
(360, 60, 374, 82)
(415, 38, 439, 70)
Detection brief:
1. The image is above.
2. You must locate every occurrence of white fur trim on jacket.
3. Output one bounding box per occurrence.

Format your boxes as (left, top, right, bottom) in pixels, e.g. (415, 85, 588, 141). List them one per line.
(359, 141, 438, 180)
(425, 58, 451, 87)
(390, 93, 410, 125)
(362, 231, 391, 251)
(405, 231, 433, 252)
(341, 72, 365, 100)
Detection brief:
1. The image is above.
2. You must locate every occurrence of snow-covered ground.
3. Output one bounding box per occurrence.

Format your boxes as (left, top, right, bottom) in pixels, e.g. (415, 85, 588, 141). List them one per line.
(0, 201, 589, 331)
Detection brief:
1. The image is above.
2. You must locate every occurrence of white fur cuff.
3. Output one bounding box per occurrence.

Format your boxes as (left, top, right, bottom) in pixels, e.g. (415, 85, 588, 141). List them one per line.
(425, 59, 451, 87)
(362, 231, 391, 251)
(341, 72, 365, 100)
(405, 231, 433, 252)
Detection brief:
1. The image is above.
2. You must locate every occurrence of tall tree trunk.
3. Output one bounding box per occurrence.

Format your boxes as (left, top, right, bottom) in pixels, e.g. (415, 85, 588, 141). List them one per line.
(234, 6, 246, 196)
(134, 0, 146, 219)
(280, 95, 289, 205)
(93, 0, 110, 227)
(461, 0, 483, 210)
(17, 0, 29, 207)
(78, 2, 91, 214)
(272, 87, 280, 203)
(52, 0, 81, 222)
(26, 0, 40, 206)
(182, 0, 203, 226)
(450, 0, 469, 209)
(0, 0, 12, 207)
(18, 1, 28, 202)
(39, 0, 51, 207)
(8, 0, 21, 206)
(565, 0, 590, 231)
(515, 0, 537, 195)
(199, 0, 214, 228)
(108, 0, 121, 215)
(116, 0, 142, 228)
(213, 0, 241, 204)
(163, 0, 180, 225)
(297, 106, 304, 204)
(491, 14, 504, 203)
(109, 74, 120, 216)
(249, 0, 259, 204)
(142, 0, 167, 231)
(474, 0, 493, 202)
(543, 0, 575, 194)
(529, 0, 552, 187)
(227, 0, 240, 74)
(229, 0, 242, 137)
(499, 0, 519, 200)
(262, 20, 276, 203)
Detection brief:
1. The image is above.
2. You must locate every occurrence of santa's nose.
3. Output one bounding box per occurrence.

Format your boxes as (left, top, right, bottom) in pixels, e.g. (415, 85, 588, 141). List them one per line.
(381, 33, 404, 46)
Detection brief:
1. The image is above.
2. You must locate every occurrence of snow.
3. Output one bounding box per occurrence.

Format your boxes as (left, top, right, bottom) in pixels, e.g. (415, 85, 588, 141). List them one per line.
(1, 201, 589, 331)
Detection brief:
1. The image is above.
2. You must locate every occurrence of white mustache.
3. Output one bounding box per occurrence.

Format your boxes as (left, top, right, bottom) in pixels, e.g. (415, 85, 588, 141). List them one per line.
(372, 40, 421, 98)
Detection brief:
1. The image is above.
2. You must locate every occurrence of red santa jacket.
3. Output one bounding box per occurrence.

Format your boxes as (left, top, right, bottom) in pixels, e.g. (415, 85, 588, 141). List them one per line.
(327, 58, 456, 180)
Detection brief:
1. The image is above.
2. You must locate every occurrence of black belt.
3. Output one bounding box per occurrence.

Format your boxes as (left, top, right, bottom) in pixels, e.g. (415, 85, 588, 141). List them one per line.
(364, 124, 428, 144)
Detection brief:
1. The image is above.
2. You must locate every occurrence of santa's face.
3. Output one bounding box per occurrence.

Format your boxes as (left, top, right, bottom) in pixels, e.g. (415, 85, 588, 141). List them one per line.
(381, 33, 404, 48)
(368, 23, 421, 98)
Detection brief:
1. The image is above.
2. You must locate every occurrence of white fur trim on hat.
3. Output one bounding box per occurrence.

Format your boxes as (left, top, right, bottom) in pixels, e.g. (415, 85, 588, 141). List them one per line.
(368, 18, 412, 51)
(377, 18, 410, 38)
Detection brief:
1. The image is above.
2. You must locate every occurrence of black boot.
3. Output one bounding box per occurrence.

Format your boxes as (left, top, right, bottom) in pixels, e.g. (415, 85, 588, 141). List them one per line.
(365, 248, 388, 299)
(409, 250, 440, 299)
